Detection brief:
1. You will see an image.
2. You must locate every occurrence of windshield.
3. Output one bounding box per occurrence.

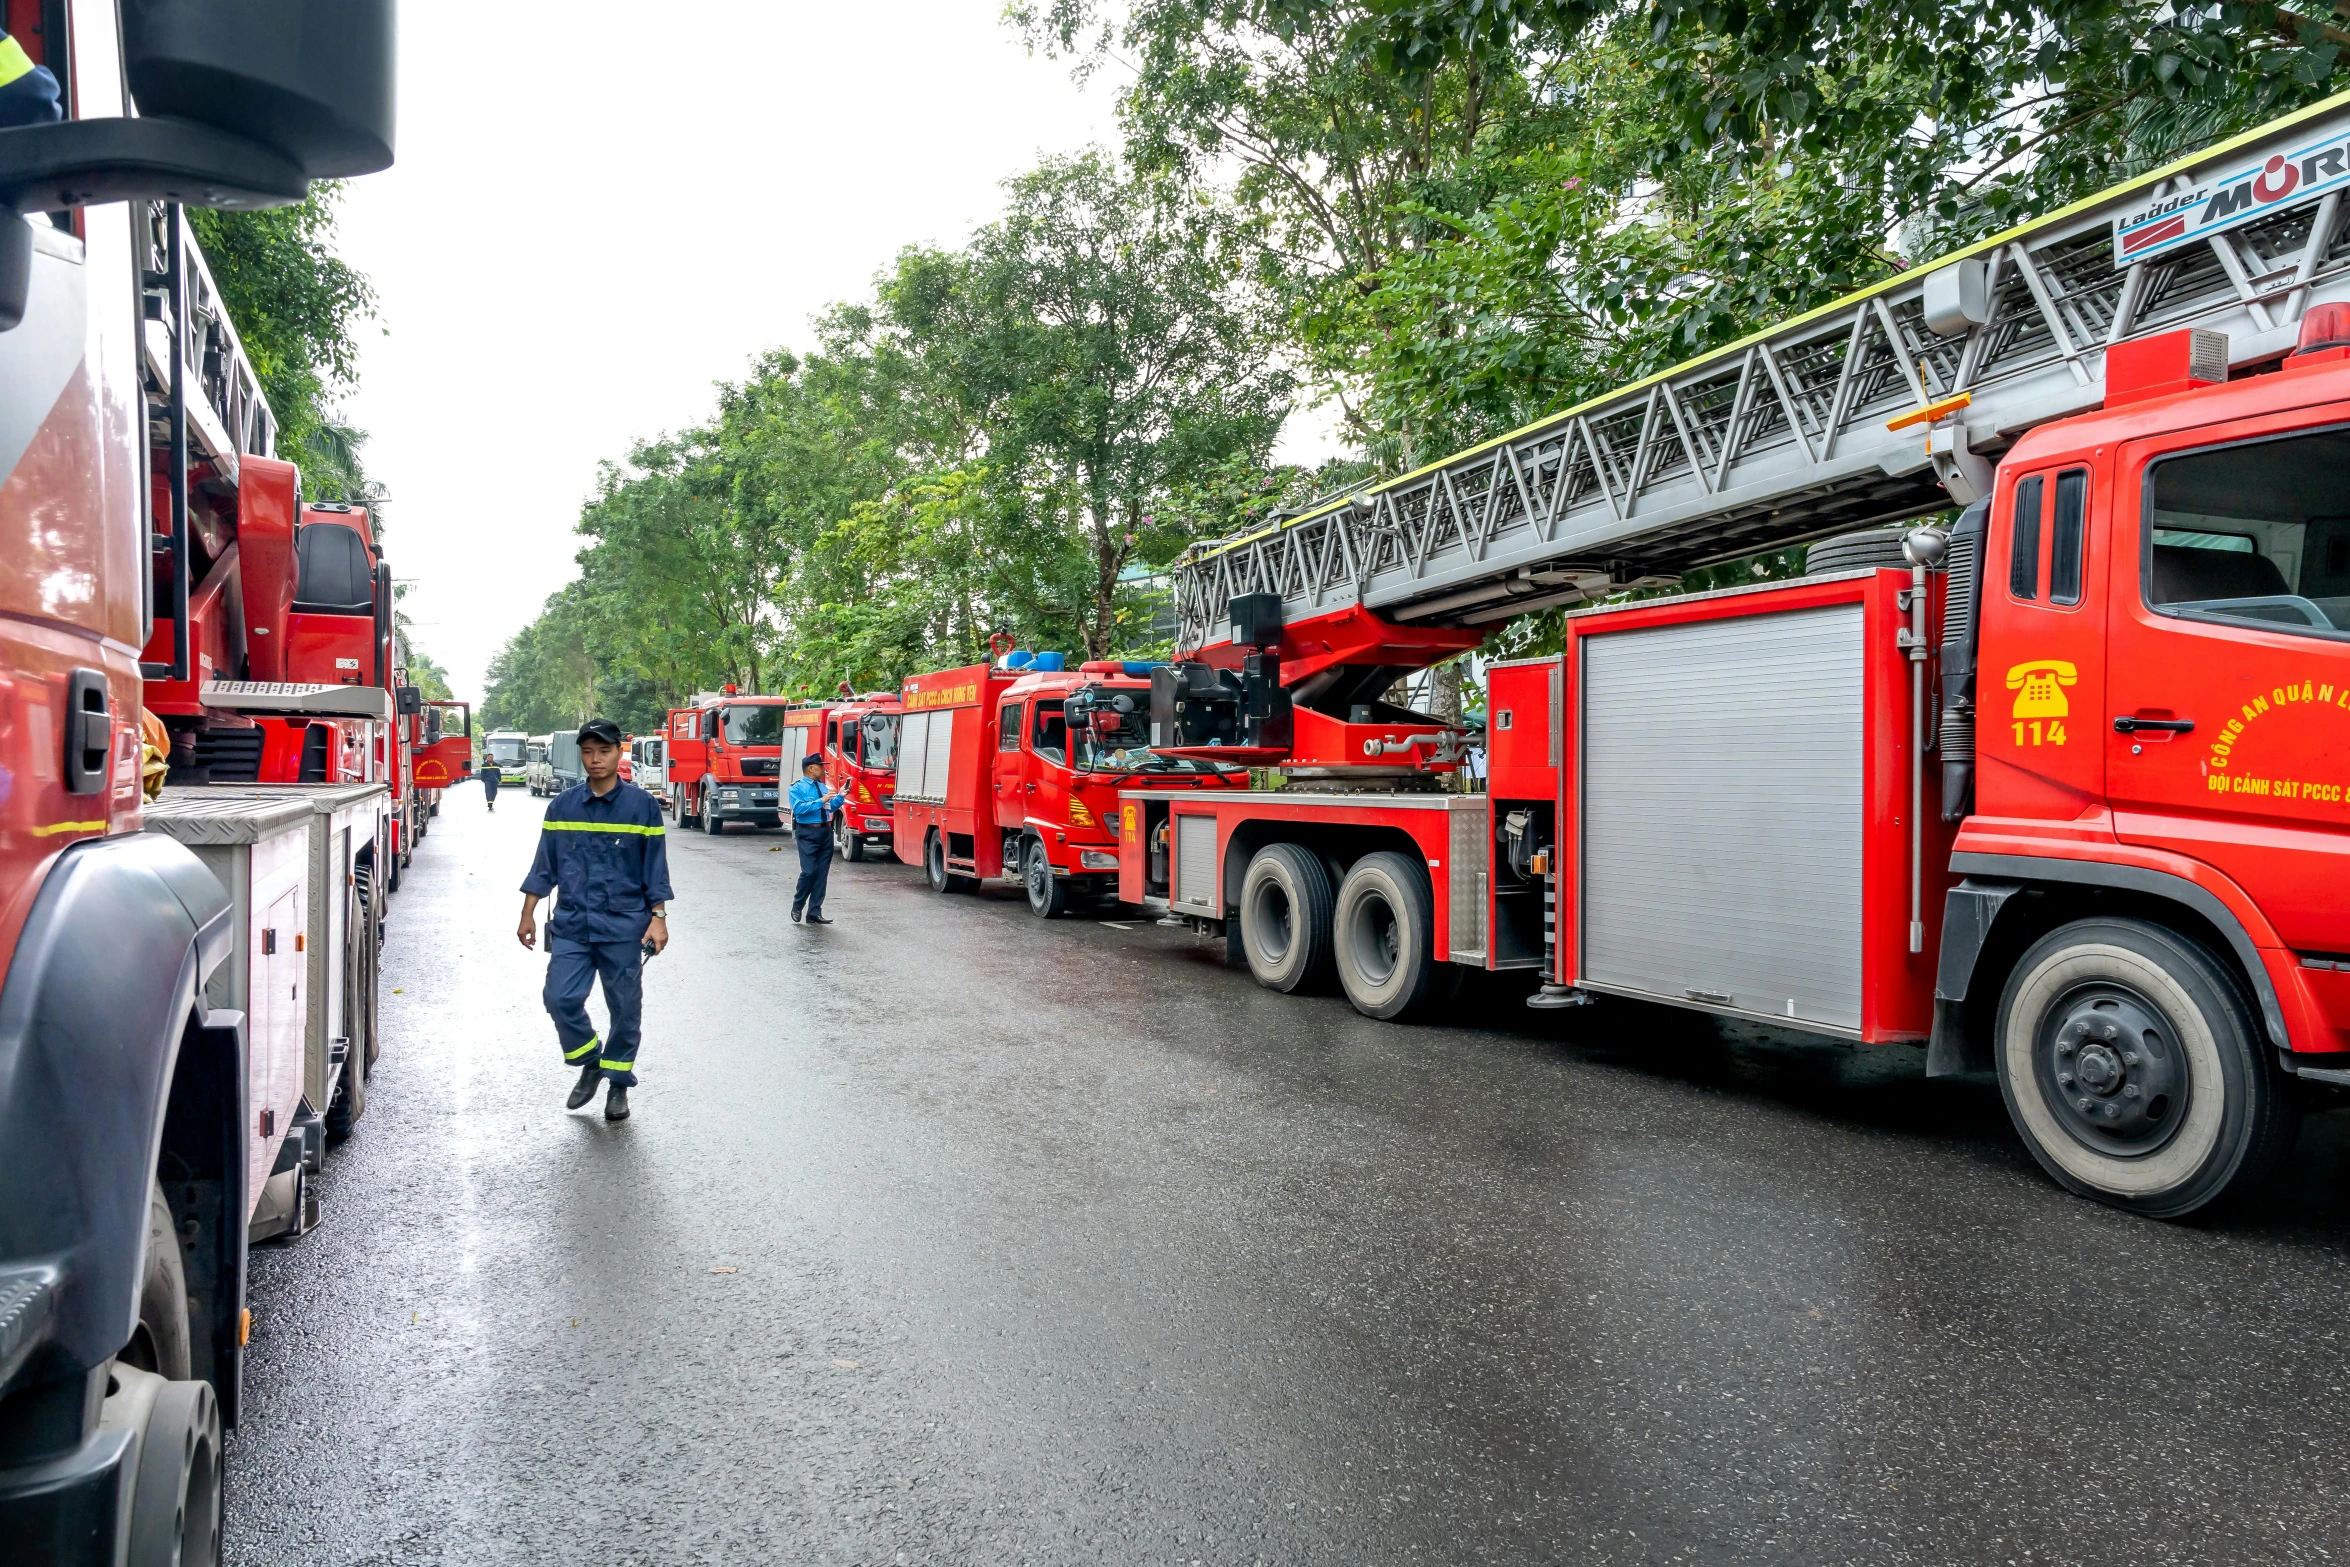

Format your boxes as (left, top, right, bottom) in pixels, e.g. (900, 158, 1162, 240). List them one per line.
(721, 705, 786, 745)
(487, 736, 527, 765)
(1063, 684, 1237, 774)
(2144, 427, 2350, 642)
(860, 712, 900, 770)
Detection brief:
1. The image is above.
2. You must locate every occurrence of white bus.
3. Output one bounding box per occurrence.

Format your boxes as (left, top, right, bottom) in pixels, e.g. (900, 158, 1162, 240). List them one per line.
(483, 730, 530, 786)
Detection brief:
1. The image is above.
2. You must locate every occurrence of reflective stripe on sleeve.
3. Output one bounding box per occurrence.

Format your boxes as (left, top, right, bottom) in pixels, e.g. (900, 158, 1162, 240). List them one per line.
(541, 820, 665, 835)
(0, 35, 35, 90)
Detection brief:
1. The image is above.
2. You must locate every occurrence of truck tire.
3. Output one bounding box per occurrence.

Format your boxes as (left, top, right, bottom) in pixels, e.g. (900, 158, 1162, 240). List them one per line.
(702, 789, 724, 835)
(925, 830, 976, 894)
(327, 1032, 366, 1139)
(1994, 917, 2300, 1217)
(1804, 527, 1912, 575)
(835, 815, 865, 862)
(1333, 850, 1444, 1020)
(126, 1374, 223, 1567)
(124, 1181, 192, 1381)
(1240, 842, 1335, 993)
(1023, 837, 1070, 919)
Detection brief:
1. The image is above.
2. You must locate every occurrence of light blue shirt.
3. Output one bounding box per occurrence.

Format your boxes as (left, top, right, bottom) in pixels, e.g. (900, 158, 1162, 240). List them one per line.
(788, 776, 841, 826)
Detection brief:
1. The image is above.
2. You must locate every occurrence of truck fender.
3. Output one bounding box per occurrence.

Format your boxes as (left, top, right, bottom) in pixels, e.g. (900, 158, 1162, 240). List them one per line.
(1929, 853, 2290, 1076)
(0, 833, 233, 1413)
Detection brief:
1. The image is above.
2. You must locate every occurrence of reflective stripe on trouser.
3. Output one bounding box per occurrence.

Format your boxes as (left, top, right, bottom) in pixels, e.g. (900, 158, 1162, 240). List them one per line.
(791, 824, 831, 916)
(544, 930, 644, 1086)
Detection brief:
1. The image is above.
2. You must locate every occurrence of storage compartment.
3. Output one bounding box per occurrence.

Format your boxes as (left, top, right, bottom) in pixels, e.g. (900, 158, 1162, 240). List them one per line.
(1577, 598, 1868, 1033)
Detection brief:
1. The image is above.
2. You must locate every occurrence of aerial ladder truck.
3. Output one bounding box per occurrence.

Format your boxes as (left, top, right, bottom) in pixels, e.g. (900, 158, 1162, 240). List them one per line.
(1128, 92, 2350, 1218)
(0, 3, 401, 1561)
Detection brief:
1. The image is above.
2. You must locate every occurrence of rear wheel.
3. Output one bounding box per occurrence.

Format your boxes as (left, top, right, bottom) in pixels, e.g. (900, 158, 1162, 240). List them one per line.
(1024, 837, 1070, 918)
(1995, 917, 2299, 1217)
(1333, 851, 1443, 1020)
(1240, 842, 1335, 993)
(326, 1032, 366, 1139)
(925, 830, 975, 893)
(836, 815, 866, 862)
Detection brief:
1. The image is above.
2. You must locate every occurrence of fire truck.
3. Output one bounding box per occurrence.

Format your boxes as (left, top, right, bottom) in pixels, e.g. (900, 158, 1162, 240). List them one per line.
(1127, 92, 2350, 1218)
(819, 689, 901, 862)
(893, 653, 1249, 913)
(663, 687, 792, 832)
(0, 2, 399, 1559)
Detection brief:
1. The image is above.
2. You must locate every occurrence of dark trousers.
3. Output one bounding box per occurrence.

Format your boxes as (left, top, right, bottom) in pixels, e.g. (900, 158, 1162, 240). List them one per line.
(792, 822, 832, 916)
(482, 773, 499, 807)
(545, 926, 644, 1085)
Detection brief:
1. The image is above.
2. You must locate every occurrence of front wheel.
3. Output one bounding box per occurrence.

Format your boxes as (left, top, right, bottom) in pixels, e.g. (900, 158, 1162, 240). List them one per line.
(702, 790, 724, 835)
(1333, 851, 1444, 1020)
(1024, 837, 1070, 918)
(836, 815, 866, 862)
(1995, 917, 2299, 1217)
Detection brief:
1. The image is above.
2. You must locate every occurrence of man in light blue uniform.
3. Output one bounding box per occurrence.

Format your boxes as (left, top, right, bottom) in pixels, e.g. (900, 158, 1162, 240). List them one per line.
(788, 752, 844, 925)
(517, 720, 671, 1120)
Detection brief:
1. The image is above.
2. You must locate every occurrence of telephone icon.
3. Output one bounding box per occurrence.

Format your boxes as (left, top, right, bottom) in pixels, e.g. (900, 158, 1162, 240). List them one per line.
(2007, 659, 2077, 719)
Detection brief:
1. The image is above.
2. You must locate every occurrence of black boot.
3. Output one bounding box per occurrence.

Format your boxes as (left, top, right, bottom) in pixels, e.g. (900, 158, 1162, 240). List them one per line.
(604, 1082, 631, 1121)
(565, 1063, 601, 1110)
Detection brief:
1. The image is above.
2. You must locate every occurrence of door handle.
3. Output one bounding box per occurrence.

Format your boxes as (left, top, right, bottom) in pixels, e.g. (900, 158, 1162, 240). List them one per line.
(2113, 716, 2194, 734)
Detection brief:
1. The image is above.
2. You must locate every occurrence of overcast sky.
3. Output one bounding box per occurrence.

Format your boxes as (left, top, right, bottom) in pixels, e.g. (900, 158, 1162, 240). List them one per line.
(338, 2, 1339, 701)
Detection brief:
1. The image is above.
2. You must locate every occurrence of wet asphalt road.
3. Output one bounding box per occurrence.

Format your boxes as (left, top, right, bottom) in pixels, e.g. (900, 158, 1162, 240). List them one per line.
(223, 789, 2350, 1566)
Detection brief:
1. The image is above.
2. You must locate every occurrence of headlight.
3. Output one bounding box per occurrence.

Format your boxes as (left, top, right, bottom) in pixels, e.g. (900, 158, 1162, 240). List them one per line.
(1078, 849, 1118, 870)
(722, 790, 740, 803)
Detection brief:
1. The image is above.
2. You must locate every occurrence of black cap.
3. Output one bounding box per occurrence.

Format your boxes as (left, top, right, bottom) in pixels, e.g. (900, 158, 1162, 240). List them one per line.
(578, 719, 624, 746)
(801, 752, 823, 771)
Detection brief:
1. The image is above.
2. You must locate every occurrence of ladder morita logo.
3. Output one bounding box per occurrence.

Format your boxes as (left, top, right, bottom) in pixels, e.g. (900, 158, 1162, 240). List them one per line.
(2112, 121, 2350, 266)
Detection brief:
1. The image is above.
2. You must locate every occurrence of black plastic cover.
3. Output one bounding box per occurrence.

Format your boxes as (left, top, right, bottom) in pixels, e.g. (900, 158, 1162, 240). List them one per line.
(292, 521, 373, 614)
(123, 0, 397, 179)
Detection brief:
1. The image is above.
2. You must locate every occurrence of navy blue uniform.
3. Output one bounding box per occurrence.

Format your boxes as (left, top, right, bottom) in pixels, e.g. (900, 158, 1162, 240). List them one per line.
(788, 775, 840, 918)
(522, 781, 672, 1086)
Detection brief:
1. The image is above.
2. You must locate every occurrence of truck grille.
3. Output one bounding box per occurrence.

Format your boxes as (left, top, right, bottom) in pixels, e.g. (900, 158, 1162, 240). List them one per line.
(740, 757, 780, 777)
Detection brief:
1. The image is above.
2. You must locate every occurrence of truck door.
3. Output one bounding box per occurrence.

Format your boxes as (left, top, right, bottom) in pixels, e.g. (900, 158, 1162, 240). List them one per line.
(2105, 424, 2350, 954)
(1977, 462, 2111, 831)
(993, 701, 1026, 831)
(667, 709, 707, 800)
(1028, 697, 1070, 839)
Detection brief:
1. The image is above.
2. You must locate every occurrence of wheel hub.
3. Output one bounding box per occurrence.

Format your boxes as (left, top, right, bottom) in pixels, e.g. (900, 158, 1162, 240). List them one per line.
(2040, 989, 2186, 1156)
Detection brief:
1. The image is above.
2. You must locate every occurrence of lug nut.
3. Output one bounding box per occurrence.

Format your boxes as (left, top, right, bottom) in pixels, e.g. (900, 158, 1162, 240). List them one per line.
(2122, 1051, 2140, 1067)
(2078, 1098, 2096, 1113)
(2056, 1041, 2075, 1056)
(2123, 1084, 2141, 1099)
(2058, 1072, 2075, 1088)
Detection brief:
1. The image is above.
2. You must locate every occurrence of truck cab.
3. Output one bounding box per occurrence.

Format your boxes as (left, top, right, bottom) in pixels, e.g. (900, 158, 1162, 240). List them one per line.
(820, 694, 902, 861)
(1924, 316, 2350, 1211)
(632, 733, 667, 796)
(668, 692, 791, 833)
(526, 735, 553, 796)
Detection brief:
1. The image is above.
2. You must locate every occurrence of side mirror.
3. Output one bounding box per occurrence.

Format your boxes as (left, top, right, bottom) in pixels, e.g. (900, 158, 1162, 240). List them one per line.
(396, 685, 422, 715)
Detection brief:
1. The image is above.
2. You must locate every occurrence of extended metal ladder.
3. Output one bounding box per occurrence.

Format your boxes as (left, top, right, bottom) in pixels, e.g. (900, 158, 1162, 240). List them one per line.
(1174, 90, 2350, 652)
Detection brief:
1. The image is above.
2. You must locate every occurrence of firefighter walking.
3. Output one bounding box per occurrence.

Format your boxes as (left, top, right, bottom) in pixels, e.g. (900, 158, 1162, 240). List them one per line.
(789, 753, 845, 925)
(517, 720, 671, 1120)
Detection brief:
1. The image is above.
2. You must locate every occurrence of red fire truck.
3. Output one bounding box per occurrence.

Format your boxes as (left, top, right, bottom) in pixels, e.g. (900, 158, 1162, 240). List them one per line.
(0, 2, 399, 1556)
(893, 653, 1249, 914)
(664, 687, 794, 832)
(1130, 96, 2350, 1217)
(818, 690, 902, 862)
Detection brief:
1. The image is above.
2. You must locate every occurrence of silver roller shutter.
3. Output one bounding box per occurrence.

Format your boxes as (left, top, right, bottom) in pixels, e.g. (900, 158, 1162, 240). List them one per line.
(1173, 813, 1219, 914)
(1578, 602, 1865, 1032)
(921, 710, 957, 804)
(898, 711, 935, 802)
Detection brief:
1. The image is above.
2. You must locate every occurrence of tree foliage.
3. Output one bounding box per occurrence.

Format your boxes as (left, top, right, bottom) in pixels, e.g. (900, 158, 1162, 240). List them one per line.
(488, 0, 2347, 703)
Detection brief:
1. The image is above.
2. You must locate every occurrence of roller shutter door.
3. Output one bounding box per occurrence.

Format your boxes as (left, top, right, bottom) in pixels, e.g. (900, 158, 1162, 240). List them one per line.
(1579, 603, 1865, 1032)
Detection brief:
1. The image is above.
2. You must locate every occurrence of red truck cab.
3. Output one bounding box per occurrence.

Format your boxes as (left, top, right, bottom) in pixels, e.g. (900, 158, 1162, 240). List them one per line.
(665, 689, 792, 833)
(820, 693, 902, 861)
(895, 655, 1248, 915)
